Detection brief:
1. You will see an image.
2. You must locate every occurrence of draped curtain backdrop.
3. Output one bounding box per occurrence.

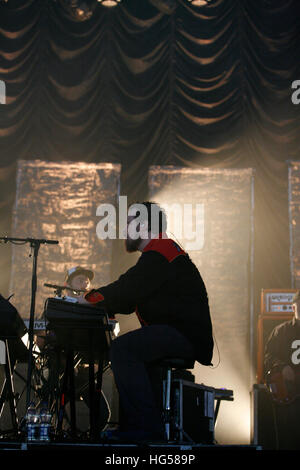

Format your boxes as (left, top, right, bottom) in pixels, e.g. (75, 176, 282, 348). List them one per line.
(0, 0, 300, 359)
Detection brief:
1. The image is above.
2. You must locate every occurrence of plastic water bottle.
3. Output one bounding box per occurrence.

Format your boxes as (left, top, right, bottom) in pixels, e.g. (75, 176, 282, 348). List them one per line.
(39, 402, 52, 442)
(25, 402, 39, 441)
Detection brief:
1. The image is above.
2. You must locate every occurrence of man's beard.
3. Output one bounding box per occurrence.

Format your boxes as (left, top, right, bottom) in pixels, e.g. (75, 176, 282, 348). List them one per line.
(125, 237, 141, 253)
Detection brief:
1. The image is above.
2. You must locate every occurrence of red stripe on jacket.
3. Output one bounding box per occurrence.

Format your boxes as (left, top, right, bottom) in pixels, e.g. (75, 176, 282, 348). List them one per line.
(142, 235, 186, 262)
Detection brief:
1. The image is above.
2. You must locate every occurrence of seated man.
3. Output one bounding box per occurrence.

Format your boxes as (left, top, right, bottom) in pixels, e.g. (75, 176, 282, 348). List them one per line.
(37, 267, 94, 396)
(64, 266, 94, 299)
(264, 290, 300, 449)
(41, 266, 111, 430)
(79, 201, 214, 442)
(36, 266, 94, 350)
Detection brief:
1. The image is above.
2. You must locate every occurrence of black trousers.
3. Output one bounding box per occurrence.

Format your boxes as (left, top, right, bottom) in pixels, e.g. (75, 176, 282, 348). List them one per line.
(109, 324, 195, 434)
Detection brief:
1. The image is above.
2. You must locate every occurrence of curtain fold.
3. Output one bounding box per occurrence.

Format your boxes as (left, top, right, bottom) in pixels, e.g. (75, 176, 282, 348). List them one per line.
(0, 0, 299, 316)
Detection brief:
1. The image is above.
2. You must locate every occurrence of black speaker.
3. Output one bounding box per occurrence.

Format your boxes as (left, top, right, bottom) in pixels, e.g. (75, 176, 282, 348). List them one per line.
(250, 384, 277, 450)
(257, 289, 295, 383)
(257, 314, 293, 383)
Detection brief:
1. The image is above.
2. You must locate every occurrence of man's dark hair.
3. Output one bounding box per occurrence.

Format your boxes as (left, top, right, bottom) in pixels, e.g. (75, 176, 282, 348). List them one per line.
(132, 201, 167, 235)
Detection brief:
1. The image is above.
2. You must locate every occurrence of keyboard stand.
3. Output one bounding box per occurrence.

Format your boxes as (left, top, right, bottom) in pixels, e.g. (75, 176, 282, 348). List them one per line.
(44, 298, 112, 442)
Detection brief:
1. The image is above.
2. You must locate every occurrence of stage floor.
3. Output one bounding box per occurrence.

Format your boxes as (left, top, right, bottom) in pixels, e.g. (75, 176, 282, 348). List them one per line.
(0, 439, 262, 453)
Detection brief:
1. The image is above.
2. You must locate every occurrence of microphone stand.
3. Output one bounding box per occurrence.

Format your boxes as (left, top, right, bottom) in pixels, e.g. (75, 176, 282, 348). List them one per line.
(0, 236, 59, 412)
(43, 283, 86, 297)
(26, 239, 40, 412)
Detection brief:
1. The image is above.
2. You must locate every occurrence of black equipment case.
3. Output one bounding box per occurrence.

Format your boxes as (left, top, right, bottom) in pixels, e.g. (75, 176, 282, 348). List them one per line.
(171, 379, 215, 444)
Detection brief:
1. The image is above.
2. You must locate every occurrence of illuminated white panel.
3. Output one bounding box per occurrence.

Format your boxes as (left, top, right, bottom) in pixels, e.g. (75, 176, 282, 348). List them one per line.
(149, 165, 254, 445)
(9, 160, 121, 319)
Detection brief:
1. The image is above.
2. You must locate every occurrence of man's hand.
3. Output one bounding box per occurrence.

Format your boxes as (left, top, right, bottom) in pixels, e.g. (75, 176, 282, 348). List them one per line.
(77, 295, 90, 305)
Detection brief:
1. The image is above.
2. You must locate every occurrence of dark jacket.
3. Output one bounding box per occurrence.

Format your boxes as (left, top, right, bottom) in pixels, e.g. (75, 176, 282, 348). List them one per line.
(88, 237, 213, 365)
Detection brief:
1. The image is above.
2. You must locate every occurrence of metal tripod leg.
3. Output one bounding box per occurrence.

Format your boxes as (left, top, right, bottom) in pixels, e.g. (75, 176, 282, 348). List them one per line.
(0, 341, 18, 435)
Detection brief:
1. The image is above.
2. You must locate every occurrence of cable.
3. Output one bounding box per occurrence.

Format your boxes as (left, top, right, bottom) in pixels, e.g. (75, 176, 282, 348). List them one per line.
(209, 329, 221, 370)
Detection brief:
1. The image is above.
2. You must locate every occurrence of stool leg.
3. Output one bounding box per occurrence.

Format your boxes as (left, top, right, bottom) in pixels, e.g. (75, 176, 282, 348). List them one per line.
(164, 368, 172, 441)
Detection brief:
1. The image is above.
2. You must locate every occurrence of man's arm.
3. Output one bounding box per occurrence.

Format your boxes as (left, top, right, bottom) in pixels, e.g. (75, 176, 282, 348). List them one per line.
(84, 251, 170, 315)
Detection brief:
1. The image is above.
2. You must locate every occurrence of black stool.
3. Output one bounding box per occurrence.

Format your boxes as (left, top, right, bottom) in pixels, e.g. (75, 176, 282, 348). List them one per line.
(159, 358, 195, 441)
